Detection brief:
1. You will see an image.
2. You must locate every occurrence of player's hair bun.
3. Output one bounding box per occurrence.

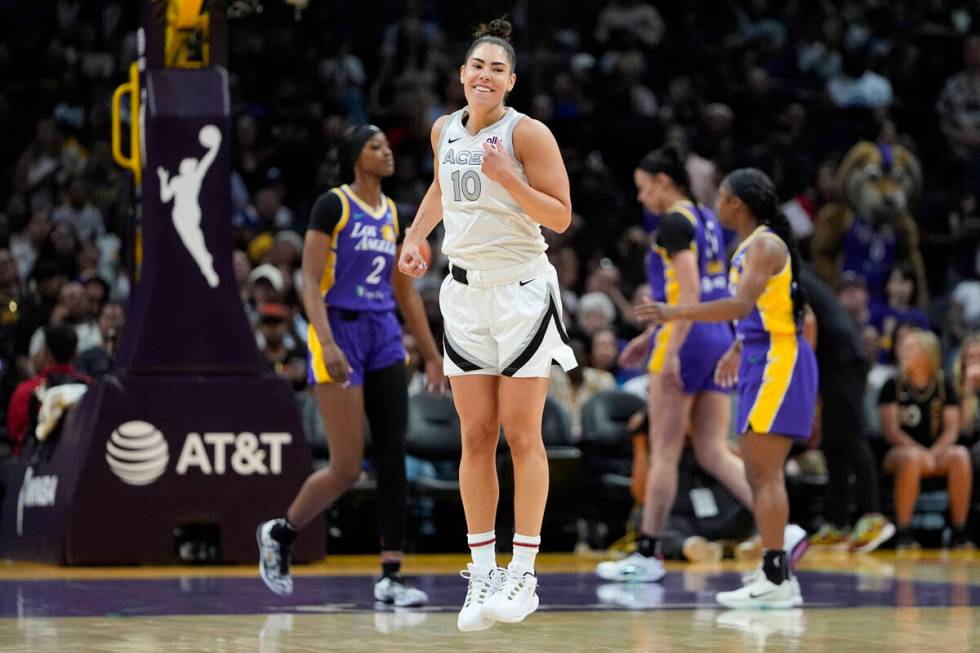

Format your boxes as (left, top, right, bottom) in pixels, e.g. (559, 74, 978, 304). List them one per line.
(473, 17, 512, 42)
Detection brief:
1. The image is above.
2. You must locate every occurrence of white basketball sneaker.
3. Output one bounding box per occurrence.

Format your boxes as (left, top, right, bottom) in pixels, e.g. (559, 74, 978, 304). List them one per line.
(595, 552, 666, 582)
(457, 564, 503, 632)
(481, 569, 540, 624)
(257, 520, 293, 596)
(717, 574, 803, 609)
(741, 524, 809, 584)
(374, 576, 428, 608)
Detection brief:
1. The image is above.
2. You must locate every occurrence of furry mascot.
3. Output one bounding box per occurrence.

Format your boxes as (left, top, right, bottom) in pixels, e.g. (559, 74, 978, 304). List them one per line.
(812, 141, 927, 307)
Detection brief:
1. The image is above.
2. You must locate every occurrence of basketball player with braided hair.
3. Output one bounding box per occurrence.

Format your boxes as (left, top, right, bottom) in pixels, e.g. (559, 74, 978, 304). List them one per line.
(257, 125, 446, 607)
(398, 17, 576, 630)
(597, 145, 761, 582)
(639, 168, 818, 608)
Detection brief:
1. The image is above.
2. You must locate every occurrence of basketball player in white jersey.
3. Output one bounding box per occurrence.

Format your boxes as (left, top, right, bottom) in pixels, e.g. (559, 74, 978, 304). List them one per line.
(398, 17, 576, 631)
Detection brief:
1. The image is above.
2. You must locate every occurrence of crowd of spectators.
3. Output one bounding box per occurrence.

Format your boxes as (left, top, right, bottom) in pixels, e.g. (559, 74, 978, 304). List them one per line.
(1, 0, 980, 542)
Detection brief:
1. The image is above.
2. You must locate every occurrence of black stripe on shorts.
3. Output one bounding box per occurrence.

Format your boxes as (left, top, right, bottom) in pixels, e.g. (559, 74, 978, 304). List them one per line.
(501, 294, 569, 377)
(443, 334, 481, 372)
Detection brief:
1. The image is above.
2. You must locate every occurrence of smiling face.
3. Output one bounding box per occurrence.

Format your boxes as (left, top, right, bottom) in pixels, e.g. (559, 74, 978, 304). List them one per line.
(356, 132, 395, 179)
(460, 43, 515, 111)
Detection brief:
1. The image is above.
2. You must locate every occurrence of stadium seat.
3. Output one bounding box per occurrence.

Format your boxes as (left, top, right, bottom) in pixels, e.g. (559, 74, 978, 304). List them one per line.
(498, 397, 585, 548)
(578, 390, 646, 547)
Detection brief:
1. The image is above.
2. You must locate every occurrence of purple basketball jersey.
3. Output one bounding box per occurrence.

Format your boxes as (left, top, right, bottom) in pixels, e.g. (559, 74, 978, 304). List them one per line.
(321, 184, 399, 311)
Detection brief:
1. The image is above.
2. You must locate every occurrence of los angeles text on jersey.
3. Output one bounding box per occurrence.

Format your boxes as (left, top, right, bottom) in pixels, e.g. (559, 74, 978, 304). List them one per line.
(442, 149, 486, 166)
(350, 222, 396, 255)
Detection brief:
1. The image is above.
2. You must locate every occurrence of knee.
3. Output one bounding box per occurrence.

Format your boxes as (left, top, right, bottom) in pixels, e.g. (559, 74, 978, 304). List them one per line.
(950, 445, 972, 472)
(889, 447, 921, 474)
(461, 424, 498, 457)
(502, 426, 545, 458)
(330, 461, 363, 489)
(743, 458, 781, 490)
(899, 447, 922, 468)
(693, 443, 725, 473)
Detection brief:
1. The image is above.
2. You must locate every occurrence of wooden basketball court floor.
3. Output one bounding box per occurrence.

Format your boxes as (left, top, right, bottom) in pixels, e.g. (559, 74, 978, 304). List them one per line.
(1, 550, 978, 652)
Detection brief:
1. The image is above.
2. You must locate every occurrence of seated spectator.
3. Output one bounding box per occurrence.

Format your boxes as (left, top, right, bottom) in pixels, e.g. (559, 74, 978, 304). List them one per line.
(585, 260, 636, 334)
(248, 263, 286, 306)
(871, 264, 930, 363)
(826, 47, 893, 108)
(7, 325, 90, 455)
(549, 338, 616, 440)
(74, 301, 126, 378)
(256, 303, 307, 392)
(51, 177, 105, 243)
(30, 281, 101, 356)
(838, 272, 871, 328)
(9, 210, 50, 282)
(576, 291, 617, 339)
(879, 329, 972, 549)
(591, 328, 632, 384)
(956, 334, 980, 442)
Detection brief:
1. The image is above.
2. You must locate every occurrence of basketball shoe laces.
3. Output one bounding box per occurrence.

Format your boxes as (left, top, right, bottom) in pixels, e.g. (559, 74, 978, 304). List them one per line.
(497, 568, 535, 601)
(460, 567, 504, 607)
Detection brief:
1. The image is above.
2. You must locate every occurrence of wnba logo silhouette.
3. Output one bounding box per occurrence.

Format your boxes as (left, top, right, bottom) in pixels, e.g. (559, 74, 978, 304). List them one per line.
(157, 125, 222, 288)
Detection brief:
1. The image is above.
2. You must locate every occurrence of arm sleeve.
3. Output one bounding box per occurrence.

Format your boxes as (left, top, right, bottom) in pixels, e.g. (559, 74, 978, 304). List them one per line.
(396, 205, 410, 246)
(655, 212, 696, 255)
(944, 374, 960, 406)
(307, 192, 343, 235)
(877, 377, 897, 405)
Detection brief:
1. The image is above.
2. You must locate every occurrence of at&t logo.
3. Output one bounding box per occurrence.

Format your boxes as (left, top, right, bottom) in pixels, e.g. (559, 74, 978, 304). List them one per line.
(106, 421, 170, 486)
(106, 421, 292, 485)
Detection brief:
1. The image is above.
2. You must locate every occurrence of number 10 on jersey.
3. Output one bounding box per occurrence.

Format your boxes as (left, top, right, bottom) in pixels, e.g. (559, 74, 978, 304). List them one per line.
(451, 170, 482, 201)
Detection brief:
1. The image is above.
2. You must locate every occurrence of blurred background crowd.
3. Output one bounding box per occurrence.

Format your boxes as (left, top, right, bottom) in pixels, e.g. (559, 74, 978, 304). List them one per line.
(0, 0, 979, 549)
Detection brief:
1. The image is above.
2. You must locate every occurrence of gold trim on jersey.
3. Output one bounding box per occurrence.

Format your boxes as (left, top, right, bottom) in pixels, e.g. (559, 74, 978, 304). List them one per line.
(319, 188, 351, 296)
(732, 226, 796, 335)
(648, 201, 701, 373)
(747, 333, 799, 432)
(307, 323, 333, 384)
(342, 184, 389, 219)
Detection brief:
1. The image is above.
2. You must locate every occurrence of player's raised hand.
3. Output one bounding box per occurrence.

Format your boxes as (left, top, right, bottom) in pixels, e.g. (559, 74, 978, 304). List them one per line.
(481, 138, 517, 185)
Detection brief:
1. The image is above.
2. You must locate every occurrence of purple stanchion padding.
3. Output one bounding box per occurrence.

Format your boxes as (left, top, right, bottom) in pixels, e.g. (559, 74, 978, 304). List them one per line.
(2, 375, 323, 564)
(0, 61, 323, 564)
(117, 68, 258, 375)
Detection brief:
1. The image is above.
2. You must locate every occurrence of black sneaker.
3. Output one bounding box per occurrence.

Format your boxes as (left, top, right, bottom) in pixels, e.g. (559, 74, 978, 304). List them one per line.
(257, 519, 294, 595)
(949, 528, 975, 551)
(894, 529, 919, 551)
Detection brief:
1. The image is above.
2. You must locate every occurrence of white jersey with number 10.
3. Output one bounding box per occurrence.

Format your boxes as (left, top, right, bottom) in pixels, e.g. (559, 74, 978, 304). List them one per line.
(437, 107, 546, 270)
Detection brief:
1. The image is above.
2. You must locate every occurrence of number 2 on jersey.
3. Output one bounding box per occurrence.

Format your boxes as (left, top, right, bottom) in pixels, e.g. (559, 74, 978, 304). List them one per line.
(366, 256, 385, 284)
(451, 169, 482, 201)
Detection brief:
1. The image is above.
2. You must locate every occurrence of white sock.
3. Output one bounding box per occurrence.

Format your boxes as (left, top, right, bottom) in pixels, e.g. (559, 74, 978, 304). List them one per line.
(467, 530, 496, 571)
(509, 533, 541, 575)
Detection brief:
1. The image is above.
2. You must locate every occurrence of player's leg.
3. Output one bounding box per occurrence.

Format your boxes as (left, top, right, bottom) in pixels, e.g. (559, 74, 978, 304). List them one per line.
(689, 390, 753, 507)
(258, 382, 364, 595)
(452, 373, 503, 631)
(482, 375, 550, 624)
(716, 431, 801, 609)
(364, 359, 429, 606)
(597, 374, 690, 583)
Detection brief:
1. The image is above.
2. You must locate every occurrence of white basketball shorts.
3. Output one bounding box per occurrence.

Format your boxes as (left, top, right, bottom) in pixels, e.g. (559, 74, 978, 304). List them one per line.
(439, 255, 577, 378)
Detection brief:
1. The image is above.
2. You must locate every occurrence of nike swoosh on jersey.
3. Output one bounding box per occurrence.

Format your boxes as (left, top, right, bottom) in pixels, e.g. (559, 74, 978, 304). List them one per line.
(519, 279, 536, 286)
(448, 136, 463, 143)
